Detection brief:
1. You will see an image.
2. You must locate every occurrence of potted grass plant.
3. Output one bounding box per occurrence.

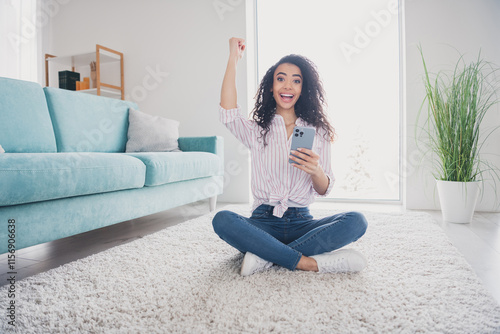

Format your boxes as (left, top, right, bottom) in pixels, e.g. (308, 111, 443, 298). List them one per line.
(418, 46, 499, 223)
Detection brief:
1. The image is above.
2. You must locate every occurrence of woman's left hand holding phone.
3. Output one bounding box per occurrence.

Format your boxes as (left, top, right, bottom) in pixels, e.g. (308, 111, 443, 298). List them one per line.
(289, 148, 322, 176)
(291, 148, 330, 195)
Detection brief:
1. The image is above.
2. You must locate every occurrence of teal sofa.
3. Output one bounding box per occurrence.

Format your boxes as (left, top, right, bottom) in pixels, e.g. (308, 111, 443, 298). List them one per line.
(0, 77, 224, 253)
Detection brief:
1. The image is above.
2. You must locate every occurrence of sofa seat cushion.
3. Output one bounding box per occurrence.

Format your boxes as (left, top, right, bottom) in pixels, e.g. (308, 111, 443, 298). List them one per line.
(126, 152, 221, 186)
(0, 153, 146, 206)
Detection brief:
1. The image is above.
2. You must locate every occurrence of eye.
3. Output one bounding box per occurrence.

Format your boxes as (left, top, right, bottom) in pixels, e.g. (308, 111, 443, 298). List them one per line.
(277, 77, 284, 82)
(294, 79, 301, 84)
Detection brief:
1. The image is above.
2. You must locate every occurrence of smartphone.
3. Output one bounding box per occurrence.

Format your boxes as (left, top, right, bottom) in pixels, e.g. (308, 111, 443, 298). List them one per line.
(289, 126, 316, 164)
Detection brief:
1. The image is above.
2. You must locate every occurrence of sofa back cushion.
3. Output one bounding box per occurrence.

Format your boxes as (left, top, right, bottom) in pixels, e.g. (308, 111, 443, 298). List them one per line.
(0, 77, 57, 153)
(44, 87, 138, 152)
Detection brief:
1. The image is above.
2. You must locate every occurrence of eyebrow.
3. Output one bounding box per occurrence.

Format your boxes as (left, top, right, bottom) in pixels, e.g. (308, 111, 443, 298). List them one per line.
(276, 72, 303, 79)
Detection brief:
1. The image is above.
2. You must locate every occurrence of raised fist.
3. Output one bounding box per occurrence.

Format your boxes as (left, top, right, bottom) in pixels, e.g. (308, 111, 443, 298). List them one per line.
(229, 37, 245, 61)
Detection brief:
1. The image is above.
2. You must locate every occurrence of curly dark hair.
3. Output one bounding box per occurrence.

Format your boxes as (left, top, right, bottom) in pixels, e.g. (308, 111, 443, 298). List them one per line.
(252, 54, 335, 146)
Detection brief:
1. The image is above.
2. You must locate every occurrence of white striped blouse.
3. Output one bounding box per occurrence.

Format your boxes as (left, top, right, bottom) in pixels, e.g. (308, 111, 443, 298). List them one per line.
(220, 105, 335, 218)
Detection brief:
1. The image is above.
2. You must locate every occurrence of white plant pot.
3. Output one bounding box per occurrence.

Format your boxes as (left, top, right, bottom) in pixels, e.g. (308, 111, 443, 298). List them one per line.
(436, 180, 480, 224)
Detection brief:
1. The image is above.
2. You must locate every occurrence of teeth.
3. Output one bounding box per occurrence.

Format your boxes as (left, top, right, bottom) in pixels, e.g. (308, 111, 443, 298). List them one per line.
(281, 94, 293, 98)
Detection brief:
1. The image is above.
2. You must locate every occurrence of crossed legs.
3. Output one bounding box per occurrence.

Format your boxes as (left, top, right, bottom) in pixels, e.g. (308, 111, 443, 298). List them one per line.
(212, 206, 367, 273)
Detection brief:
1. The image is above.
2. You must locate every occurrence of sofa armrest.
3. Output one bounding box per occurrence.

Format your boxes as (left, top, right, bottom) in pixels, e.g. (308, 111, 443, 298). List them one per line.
(178, 136, 223, 154)
(178, 136, 224, 175)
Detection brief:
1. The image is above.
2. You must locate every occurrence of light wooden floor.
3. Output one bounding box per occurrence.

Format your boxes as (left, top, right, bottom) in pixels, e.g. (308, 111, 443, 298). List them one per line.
(1, 200, 499, 305)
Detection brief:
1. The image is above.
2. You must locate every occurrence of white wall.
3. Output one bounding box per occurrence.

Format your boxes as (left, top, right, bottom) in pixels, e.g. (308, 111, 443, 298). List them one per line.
(404, 0, 500, 211)
(46, 0, 251, 203)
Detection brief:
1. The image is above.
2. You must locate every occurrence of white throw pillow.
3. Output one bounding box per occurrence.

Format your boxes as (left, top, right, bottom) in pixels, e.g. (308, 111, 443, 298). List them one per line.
(125, 107, 181, 152)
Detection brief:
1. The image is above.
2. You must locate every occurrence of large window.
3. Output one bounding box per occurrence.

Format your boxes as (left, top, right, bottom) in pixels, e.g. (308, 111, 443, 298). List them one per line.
(256, 0, 401, 201)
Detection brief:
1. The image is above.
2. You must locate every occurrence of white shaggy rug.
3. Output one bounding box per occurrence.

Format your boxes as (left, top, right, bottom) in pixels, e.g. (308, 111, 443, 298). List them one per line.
(1, 205, 500, 333)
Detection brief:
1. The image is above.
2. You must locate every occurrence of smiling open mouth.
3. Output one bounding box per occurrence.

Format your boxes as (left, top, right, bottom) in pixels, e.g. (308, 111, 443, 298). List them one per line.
(280, 94, 294, 102)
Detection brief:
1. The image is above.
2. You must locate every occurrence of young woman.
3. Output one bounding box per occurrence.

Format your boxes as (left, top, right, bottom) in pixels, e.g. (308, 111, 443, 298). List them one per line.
(212, 37, 368, 276)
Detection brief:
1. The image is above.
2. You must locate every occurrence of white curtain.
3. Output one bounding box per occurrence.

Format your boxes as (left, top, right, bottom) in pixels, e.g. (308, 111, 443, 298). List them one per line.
(0, 0, 39, 83)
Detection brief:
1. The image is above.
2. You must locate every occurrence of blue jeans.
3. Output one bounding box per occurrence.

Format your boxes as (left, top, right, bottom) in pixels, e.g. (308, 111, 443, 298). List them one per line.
(212, 204, 368, 271)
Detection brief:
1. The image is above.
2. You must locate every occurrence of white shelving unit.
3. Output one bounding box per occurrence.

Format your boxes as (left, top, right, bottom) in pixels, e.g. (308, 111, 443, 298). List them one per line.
(45, 45, 124, 100)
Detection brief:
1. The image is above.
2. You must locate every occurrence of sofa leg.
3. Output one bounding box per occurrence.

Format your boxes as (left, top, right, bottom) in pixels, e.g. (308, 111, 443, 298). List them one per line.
(209, 196, 217, 212)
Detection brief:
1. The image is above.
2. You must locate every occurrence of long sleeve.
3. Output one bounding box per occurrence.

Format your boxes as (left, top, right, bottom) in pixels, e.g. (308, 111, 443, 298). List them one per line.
(219, 104, 256, 149)
(314, 137, 335, 197)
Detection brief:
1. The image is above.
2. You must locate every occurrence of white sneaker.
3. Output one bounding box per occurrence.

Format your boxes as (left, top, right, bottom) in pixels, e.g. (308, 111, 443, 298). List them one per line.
(240, 252, 273, 276)
(311, 249, 367, 273)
